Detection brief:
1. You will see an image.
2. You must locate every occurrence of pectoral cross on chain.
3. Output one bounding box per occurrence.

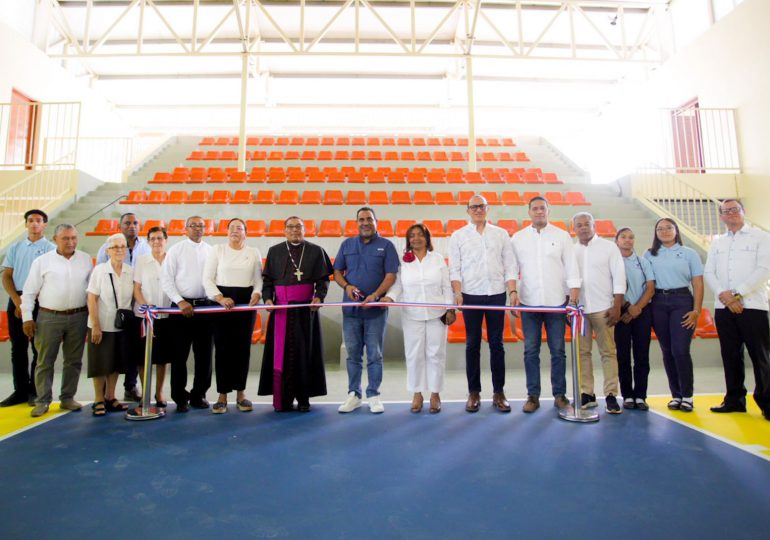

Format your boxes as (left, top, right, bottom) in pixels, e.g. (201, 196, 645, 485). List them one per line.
(294, 268, 303, 280)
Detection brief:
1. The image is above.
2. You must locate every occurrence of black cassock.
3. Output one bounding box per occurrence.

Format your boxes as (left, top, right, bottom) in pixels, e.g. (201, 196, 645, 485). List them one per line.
(258, 240, 333, 410)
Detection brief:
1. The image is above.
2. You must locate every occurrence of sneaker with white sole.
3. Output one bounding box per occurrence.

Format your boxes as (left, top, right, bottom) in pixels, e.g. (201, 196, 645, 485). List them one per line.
(605, 395, 622, 414)
(338, 392, 362, 413)
(368, 395, 385, 414)
(580, 393, 597, 409)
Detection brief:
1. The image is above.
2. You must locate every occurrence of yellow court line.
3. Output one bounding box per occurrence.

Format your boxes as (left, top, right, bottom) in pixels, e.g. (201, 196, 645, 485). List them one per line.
(0, 403, 70, 441)
(648, 394, 770, 460)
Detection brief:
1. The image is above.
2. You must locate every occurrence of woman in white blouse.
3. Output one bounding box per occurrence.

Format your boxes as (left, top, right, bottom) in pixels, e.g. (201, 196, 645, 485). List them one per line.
(86, 233, 133, 416)
(382, 223, 455, 413)
(203, 218, 263, 414)
(133, 226, 171, 409)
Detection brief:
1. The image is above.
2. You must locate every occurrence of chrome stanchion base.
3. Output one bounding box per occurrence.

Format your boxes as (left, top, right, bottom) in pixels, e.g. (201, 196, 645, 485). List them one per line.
(558, 406, 600, 423)
(125, 406, 165, 421)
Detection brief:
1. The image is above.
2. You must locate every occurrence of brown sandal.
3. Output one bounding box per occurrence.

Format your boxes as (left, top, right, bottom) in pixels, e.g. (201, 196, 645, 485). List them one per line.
(429, 393, 441, 414)
(410, 393, 423, 413)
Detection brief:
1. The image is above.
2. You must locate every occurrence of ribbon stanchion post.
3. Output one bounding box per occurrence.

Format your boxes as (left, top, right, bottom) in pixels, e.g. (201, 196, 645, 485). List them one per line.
(558, 308, 599, 423)
(126, 307, 165, 421)
(125, 301, 597, 424)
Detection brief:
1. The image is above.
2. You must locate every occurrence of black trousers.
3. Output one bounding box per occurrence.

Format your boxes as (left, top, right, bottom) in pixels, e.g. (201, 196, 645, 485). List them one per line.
(121, 315, 141, 391)
(714, 308, 770, 412)
(614, 305, 652, 400)
(7, 296, 38, 395)
(462, 292, 506, 394)
(651, 292, 694, 399)
(168, 301, 214, 404)
(212, 286, 254, 394)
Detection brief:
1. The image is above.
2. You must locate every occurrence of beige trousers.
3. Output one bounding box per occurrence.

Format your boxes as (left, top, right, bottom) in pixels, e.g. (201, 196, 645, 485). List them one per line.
(578, 310, 619, 396)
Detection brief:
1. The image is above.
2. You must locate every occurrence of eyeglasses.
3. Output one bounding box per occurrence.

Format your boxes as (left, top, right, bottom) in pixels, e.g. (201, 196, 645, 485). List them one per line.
(285, 224, 304, 230)
(720, 207, 742, 215)
(109, 245, 127, 250)
(468, 204, 487, 211)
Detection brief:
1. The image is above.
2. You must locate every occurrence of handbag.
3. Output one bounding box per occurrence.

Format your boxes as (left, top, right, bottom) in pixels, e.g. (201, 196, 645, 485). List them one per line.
(109, 273, 134, 329)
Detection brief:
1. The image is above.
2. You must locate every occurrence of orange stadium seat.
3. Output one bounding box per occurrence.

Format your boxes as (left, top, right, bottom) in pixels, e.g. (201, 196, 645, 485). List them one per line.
(122, 191, 147, 204)
(209, 168, 227, 183)
(334, 151, 350, 160)
(413, 191, 434, 205)
(150, 172, 172, 184)
(336, 137, 350, 145)
(501, 171, 523, 184)
(300, 190, 322, 204)
(544, 192, 567, 206)
(166, 191, 187, 204)
(352, 137, 365, 146)
(465, 172, 483, 184)
(347, 191, 367, 205)
(201, 137, 215, 145)
(231, 190, 252, 204)
(321, 137, 334, 146)
(423, 220, 446, 237)
(286, 169, 305, 183)
(254, 190, 275, 204)
(427, 170, 446, 184)
(447, 312, 467, 343)
(368, 171, 386, 183)
(188, 151, 204, 160)
(368, 191, 389, 205)
(204, 151, 220, 160)
(140, 220, 166, 236)
(166, 219, 186, 236)
(344, 220, 359, 237)
(267, 220, 285, 237)
(522, 191, 541, 202)
(268, 169, 286, 183)
(396, 220, 417, 237)
(501, 192, 525, 206)
(435, 192, 456, 205)
(347, 171, 365, 184)
(417, 152, 431, 161)
(246, 137, 259, 146)
(318, 151, 333, 160)
(387, 171, 406, 184)
(497, 220, 518, 235)
(318, 220, 342, 237)
(378, 220, 394, 237)
(457, 191, 473, 205)
(214, 220, 229, 237)
(260, 137, 274, 146)
(446, 219, 466, 235)
(595, 220, 617, 237)
(284, 151, 300, 160)
(522, 172, 542, 183)
(188, 191, 209, 204)
(515, 152, 530, 162)
(291, 137, 304, 146)
(220, 151, 236, 160)
(86, 219, 119, 236)
(480, 192, 500, 205)
(366, 137, 380, 146)
(268, 151, 283, 160)
(447, 170, 465, 184)
(391, 191, 412, 204)
(351, 151, 365, 160)
(306, 137, 320, 146)
(326, 169, 345, 183)
(277, 190, 299, 205)
(301, 151, 317, 160)
(368, 151, 382, 160)
(146, 191, 167, 204)
(695, 309, 719, 338)
(276, 137, 289, 145)
(382, 138, 395, 146)
(397, 137, 411, 146)
(228, 171, 247, 183)
(543, 172, 561, 184)
(565, 192, 590, 205)
(442, 137, 456, 146)
(449, 152, 464, 161)
(210, 190, 231, 204)
(250, 168, 267, 182)
(323, 190, 344, 205)
(303, 219, 317, 237)
(427, 137, 440, 146)
(306, 169, 326, 183)
(189, 168, 207, 183)
(215, 137, 229, 145)
(407, 171, 425, 184)
(245, 219, 266, 237)
(400, 151, 415, 161)
(412, 138, 426, 146)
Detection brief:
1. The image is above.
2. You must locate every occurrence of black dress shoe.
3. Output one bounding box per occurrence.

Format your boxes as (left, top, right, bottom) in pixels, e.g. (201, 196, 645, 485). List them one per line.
(189, 397, 210, 409)
(0, 392, 27, 407)
(176, 401, 190, 413)
(710, 402, 746, 413)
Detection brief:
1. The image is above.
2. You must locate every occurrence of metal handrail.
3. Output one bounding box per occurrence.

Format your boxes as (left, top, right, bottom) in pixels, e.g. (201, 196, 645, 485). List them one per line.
(74, 194, 128, 229)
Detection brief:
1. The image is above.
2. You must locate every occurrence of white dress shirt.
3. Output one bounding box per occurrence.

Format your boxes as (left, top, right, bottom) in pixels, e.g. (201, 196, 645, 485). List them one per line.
(448, 223, 517, 296)
(160, 238, 213, 304)
(134, 253, 171, 317)
(511, 223, 581, 306)
(704, 224, 770, 311)
(203, 243, 264, 300)
(21, 250, 93, 322)
(87, 262, 134, 331)
(574, 235, 626, 314)
(387, 251, 453, 321)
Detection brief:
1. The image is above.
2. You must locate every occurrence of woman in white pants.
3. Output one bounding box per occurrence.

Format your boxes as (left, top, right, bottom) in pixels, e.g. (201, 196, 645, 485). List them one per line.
(382, 223, 455, 413)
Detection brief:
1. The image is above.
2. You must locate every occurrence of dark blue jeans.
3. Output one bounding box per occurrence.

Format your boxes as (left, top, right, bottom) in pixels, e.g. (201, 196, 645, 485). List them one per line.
(651, 292, 694, 399)
(462, 293, 506, 394)
(521, 307, 567, 397)
(614, 305, 652, 400)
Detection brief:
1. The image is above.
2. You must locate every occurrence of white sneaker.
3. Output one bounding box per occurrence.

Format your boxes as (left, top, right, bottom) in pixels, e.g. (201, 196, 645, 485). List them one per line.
(368, 395, 385, 414)
(338, 392, 362, 413)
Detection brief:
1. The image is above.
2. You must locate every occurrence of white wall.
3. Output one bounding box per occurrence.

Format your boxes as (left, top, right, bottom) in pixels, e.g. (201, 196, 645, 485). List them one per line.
(0, 19, 133, 141)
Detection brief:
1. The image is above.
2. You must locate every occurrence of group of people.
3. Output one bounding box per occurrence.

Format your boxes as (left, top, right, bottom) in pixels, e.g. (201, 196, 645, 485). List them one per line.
(2, 194, 769, 422)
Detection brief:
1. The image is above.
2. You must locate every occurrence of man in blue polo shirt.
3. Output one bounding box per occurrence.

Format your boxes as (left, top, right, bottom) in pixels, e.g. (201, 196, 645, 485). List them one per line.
(1, 209, 55, 407)
(333, 207, 399, 414)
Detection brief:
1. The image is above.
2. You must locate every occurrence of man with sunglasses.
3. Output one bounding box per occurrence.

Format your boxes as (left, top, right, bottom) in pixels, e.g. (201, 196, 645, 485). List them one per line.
(449, 195, 518, 413)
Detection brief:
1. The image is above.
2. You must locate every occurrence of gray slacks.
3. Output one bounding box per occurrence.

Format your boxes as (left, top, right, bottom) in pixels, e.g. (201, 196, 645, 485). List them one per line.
(34, 310, 88, 404)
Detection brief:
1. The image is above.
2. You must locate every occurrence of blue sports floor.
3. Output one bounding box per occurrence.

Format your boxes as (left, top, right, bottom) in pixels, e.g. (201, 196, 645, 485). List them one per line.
(1, 402, 769, 539)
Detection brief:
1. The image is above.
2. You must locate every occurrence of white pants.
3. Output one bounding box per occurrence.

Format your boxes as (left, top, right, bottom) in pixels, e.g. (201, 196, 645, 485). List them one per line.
(403, 317, 448, 393)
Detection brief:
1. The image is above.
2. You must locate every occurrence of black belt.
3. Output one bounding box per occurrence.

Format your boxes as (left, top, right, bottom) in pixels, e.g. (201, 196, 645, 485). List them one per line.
(654, 287, 691, 295)
(182, 297, 211, 306)
(39, 306, 87, 315)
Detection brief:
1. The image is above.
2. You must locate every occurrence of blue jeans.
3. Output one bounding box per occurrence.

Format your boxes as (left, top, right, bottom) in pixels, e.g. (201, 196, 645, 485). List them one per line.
(651, 292, 694, 399)
(521, 307, 567, 397)
(343, 311, 388, 398)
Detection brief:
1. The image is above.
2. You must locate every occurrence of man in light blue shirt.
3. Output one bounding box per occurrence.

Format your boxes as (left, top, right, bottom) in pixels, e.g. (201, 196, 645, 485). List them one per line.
(1, 209, 55, 407)
(95, 212, 150, 402)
